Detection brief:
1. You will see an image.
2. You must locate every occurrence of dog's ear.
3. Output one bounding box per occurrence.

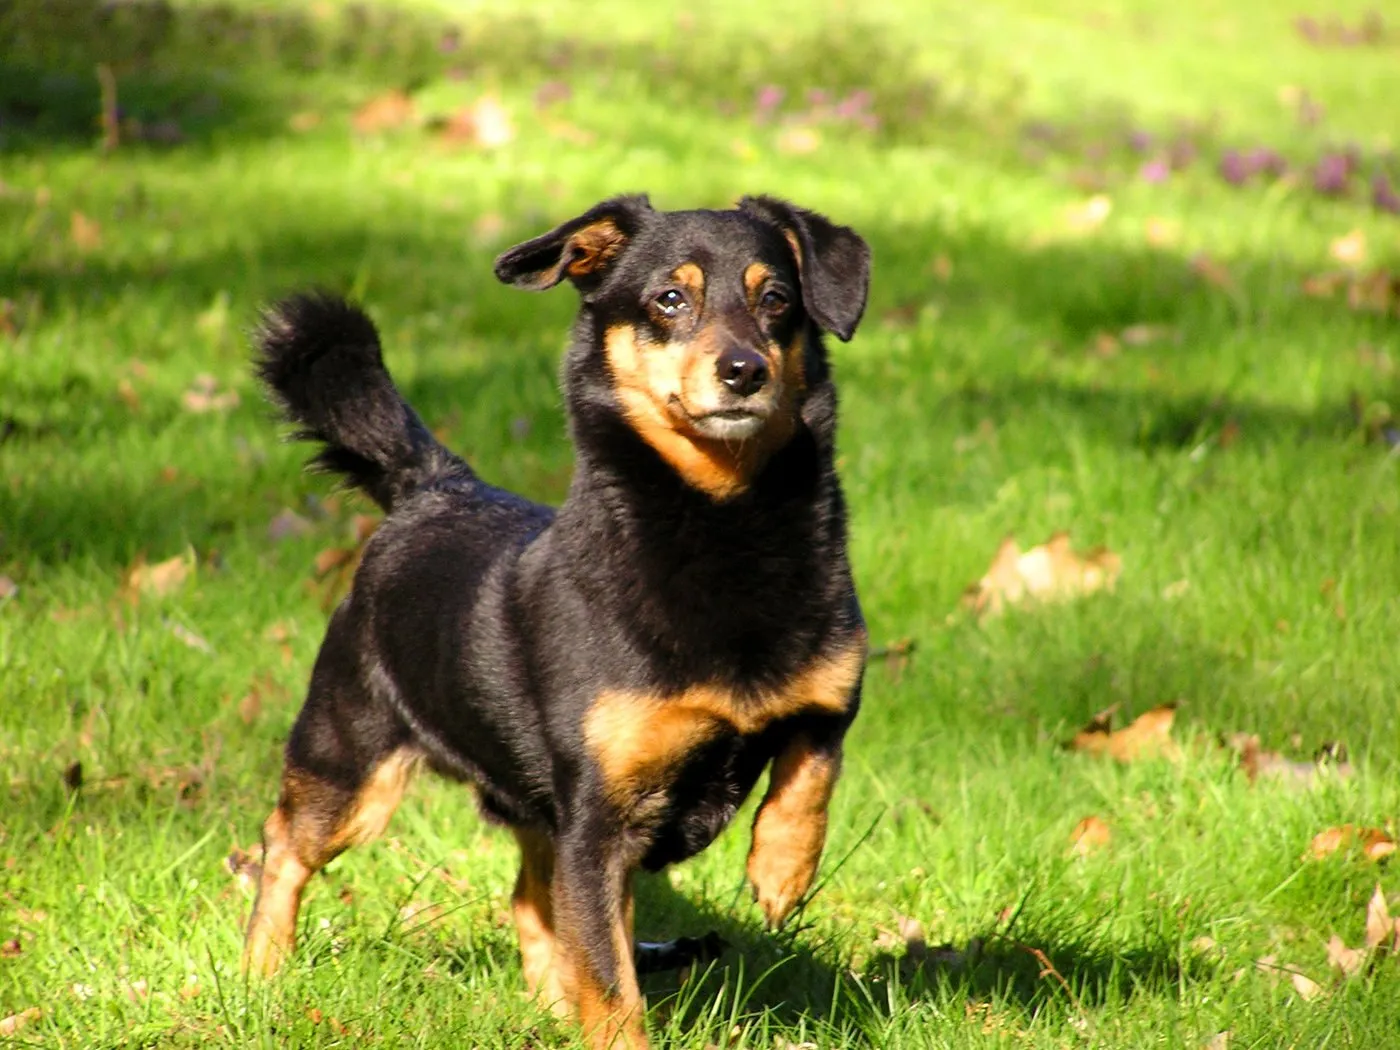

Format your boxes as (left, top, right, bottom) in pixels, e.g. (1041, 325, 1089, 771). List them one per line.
(494, 195, 653, 292)
(739, 196, 870, 341)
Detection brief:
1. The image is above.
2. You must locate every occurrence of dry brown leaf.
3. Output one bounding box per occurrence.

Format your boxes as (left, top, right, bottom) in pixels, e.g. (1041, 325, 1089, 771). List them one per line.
(0, 1008, 40, 1036)
(1064, 194, 1112, 232)
(181, 374, 239, 413)
(0, 938, 20, 958)
(1120, 323, 1175, 346)
(1362, 828, 1397, 862)
(1326, 933, 1368, 977)
(438, 96, 514, 149)
(123, 549, 194, 599)
(1068, 815, 1112, 855)
(1068, 703, 1180, 762)
(1365, 883, 1394, 952)
(70, 210, 102, 252)
(353, 90, 415, 134)
(1290, 971, 1324, 1000)
(1191, 253, 1236, 291)
(1329, 229, 1367, 266)
(961, 532, 1121, 616)
(1301, 271, 1347, 299)
(178, 974, 201, 1000)
(0, 575, 16, 600)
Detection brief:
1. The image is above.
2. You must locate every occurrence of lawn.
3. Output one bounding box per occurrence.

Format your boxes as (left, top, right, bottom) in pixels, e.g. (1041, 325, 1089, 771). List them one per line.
(2, 0, 1398, 1046)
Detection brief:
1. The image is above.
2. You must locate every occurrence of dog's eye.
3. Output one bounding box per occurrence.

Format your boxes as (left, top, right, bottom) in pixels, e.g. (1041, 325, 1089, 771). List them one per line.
(759, 289, 789, 313)
(654, 289, 688, 317)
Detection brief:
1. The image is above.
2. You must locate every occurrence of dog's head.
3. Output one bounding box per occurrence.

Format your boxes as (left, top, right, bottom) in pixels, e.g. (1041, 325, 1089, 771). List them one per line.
(494, 195, 870, 500)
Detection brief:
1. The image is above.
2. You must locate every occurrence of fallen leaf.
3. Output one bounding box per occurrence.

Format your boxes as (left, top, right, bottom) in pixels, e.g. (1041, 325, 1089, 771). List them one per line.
(0, 575, 16, 600)
(1301, 271, 1347, 298)
(0, 938, 20, 957)
(288, 111, 321, 132)
(1120, 323, 1175, 346)
(1329, 229, 1367, 266)
(167, 620, 213, 653)
(1068, 815, 1112, 855)
(117, 377, 141, 412)
(1362, 828, 1397, 862)
(1064, 194, 1112, 232)
(437, 96, 514, 149)
(1307, 825, 1396, 861)
(1068, 703, 1180, 762)
(267, 507, 314, 542)
(181, 374, 239, 413)
(931, 254, 954, 281)
(0, 1008, 40, 1035)
(961, 532, 1121, 616)
(353, 90, 415, 134)
(122, 549, 195, 599)
(178, 973, 201, 1000)
(70, 211, 102, 252)
(1225, 733, 1353, 787)
(1191, 253, 1237, 291)
(1326, 933, 1368, 977)
(1290, 971, 1323, 1000)
(1365, 883, 1394, 952)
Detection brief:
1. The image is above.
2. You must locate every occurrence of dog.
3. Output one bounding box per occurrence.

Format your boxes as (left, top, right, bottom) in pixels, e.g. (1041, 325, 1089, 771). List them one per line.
(242, 194, 871, 1049)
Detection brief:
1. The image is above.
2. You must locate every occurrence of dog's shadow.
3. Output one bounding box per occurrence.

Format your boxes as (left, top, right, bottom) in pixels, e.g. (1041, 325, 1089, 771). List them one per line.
(631, 875, 1207, 1038)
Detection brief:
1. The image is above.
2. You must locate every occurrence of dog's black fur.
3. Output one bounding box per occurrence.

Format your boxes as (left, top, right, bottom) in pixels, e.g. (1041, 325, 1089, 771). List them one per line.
(243, 195, 871, 1048)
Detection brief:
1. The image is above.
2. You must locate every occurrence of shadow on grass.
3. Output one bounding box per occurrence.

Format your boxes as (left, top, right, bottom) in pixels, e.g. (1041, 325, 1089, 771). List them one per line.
(629, 875, 1206, 1035)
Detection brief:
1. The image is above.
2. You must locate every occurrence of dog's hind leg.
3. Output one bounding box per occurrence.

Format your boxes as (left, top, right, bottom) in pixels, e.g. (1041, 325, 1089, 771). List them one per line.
(511, 826, 570, 1016)
(244, 641, 419, 977)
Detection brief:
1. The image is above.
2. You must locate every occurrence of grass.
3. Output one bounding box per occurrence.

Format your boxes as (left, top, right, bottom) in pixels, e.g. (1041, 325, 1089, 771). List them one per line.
(2, 0, 1399, 1046)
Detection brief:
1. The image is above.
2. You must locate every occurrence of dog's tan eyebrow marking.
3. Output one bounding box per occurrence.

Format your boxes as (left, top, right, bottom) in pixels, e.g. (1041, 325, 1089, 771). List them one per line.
(670, 262, 705, 304)
(744, 262, 775, 299)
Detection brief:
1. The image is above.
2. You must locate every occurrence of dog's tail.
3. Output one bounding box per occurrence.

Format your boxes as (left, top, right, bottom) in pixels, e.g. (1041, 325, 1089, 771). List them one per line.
(254, 293, 471, 512)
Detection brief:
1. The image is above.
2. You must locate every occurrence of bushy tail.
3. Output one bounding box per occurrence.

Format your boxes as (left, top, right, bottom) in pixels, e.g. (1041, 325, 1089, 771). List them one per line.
(254, 293, 469, 511)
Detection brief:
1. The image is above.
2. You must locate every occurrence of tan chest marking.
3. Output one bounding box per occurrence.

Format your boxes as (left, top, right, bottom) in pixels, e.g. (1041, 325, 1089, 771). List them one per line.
(582, 639, 865, 804)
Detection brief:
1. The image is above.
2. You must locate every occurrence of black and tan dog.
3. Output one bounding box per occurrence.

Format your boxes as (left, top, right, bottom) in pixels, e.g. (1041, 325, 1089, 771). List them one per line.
(242, 194, 871, 1049)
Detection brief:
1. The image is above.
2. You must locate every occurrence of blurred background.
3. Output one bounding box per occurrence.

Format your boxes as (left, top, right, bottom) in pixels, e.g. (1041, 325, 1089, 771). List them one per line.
(2, 2, 1398, 1047)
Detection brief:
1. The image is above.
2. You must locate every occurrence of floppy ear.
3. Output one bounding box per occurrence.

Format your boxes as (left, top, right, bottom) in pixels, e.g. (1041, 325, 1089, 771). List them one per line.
(493, 194, 653, 292)
(739, 196, 870, 341)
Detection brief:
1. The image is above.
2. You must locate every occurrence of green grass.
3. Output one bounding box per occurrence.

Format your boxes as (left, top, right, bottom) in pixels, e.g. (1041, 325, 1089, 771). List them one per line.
(2, 0, 1399, 1046)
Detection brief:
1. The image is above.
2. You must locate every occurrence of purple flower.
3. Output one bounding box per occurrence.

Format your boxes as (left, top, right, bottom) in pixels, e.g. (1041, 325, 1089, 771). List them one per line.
(755, 84, 784, 113)
(1245, 146, 1287, 177)
(1373, 174, 1400, 214)
(1127, 129, 1155, 154)
(1168, 137, 1198, 171)
(1219, 150, 1253, 185)
(1313, 152, 1354, 195)
(1139, 157, 1170, 183)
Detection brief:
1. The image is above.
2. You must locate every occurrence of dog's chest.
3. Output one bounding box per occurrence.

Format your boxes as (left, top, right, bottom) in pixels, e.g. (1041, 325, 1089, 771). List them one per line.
(581, 638, 864, 812)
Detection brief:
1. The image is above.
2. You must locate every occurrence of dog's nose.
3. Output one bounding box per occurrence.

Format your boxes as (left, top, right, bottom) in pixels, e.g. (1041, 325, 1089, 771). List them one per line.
(716, 346, 769, 398)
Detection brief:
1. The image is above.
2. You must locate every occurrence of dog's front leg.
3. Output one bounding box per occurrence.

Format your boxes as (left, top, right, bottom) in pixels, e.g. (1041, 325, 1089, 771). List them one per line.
(747, 728, 845, 928)
(552, 825, 647, 1050)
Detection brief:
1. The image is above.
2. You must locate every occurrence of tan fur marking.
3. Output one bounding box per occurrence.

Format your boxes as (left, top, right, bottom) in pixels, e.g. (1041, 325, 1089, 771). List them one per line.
(603, 325, 803, 501)
(747, 735, 840, 928)
(743, 262, 774, 299)
(584, 639, 865, 805)
(555, 866, 646, 1048)
(566, 220, 628, 278)
(512, 827, 569, 1017)
(327, 748, 421, 852)
(671, 262, 705, 306)
(243, 808, 313, 977)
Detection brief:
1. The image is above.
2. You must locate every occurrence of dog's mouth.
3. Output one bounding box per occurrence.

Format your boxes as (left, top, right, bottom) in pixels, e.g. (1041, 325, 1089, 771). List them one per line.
(671, 399, 772, 441)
